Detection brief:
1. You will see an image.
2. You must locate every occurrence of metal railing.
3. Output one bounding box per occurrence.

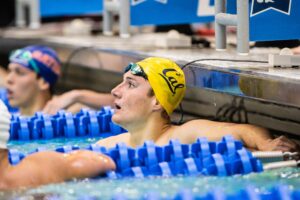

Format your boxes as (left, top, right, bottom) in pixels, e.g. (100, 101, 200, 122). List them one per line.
(215, 0, 250, 55)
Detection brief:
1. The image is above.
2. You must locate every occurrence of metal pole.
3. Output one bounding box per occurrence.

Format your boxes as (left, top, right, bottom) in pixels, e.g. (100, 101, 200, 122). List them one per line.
(16, 0, 25, 27)
(237, 0, 249, 55)
(120, 0, 130, 38)
(215, 0, 226, 51)
(29, 0, 41, 29)
(103, 1, 114, 36)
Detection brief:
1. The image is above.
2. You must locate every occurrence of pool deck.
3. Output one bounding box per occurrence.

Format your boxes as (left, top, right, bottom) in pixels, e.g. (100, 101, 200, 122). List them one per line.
(2, 25, 300, 80)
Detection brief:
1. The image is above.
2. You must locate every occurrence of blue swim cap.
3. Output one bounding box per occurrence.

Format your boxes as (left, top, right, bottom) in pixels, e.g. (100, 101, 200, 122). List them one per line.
(9, 45, 61, 86)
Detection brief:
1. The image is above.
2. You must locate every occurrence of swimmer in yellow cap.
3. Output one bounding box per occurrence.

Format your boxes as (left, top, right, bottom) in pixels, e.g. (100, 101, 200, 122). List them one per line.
(97, 57, 299, 152)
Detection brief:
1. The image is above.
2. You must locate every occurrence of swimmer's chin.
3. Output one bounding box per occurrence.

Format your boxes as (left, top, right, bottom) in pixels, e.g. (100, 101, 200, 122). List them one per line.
(111, 116, 122, 126)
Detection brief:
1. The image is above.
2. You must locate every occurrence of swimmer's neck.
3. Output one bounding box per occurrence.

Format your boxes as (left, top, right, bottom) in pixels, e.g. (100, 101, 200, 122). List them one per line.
(20, 91, 51, 116)
(127, 115, 172, 148)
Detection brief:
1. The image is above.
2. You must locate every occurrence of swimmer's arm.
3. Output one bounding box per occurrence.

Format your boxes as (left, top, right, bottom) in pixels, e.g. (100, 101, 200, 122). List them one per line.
(181, 120, 299, 151)
(220, 124, 299, 152)
(1, 150, 115, 190)
(43, 90, 114, 115)
(220, 123, 272, 150)
(69, 90, 114, 109)
(179, 120, 271, 150)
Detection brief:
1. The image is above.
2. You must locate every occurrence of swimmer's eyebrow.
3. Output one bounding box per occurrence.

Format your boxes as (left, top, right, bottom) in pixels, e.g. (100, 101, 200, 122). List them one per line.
(124, 76, 138, 82)
(125, 77, 134, 80)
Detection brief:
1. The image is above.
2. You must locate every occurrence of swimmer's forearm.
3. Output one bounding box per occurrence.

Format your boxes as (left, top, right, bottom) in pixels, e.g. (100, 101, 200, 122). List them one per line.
(74, 90, 114, 109)
(0, 150, 116, 190)
(233, 124, 272, 150)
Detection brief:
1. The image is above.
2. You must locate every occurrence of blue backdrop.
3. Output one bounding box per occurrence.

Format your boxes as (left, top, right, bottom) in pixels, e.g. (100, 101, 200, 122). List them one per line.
(130, 0, 300, 41)
(40, 0, 103, 17)
(39, 0, 300, 41)
(249, 0, 300, 41)
(130, 0, 215, 25)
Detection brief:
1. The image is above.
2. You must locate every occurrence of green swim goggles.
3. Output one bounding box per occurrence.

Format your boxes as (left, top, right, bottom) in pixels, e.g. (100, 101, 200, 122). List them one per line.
(9, 49, 40, 74)
(124, 63, 148, 80)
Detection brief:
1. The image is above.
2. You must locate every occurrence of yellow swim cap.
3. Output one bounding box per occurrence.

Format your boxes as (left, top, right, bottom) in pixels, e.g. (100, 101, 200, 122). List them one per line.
(137, 57, 186, 115)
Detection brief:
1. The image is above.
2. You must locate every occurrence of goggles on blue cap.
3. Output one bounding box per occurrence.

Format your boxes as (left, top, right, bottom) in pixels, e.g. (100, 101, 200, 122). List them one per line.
(9, 45, 61, 86)
(9, 49, 40, 74)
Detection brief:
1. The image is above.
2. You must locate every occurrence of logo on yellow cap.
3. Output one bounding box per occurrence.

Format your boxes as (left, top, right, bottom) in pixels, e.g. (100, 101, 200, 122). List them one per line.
(159, 69, 185, 96)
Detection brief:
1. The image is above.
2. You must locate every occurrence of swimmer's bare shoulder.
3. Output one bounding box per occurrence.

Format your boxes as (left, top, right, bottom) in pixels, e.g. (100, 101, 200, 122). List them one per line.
(96, 132, 130, 148)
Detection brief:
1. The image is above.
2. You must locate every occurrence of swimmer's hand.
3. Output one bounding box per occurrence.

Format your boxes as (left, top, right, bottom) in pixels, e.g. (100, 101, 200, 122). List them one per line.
(257, 135, 300, 152)
(0, 100, 11, 149)
(43, 91, 77, 115)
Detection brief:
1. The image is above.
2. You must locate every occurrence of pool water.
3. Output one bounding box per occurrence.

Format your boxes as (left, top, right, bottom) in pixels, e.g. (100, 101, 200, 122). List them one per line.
(8, 137, 102, 154)
(2, 138, 300, 200)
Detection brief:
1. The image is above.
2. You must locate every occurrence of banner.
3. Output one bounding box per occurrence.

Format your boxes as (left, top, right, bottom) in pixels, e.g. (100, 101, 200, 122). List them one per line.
(130, 0, 215, 25)
(41, 0, 103, 17)
(249, 0, 300, 41)
(130, 0, 300, 41)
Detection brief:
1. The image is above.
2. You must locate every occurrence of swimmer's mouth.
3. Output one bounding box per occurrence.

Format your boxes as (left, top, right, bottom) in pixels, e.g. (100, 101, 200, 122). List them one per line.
(115, 104, 121, 110)
(7, 89, 13, 99)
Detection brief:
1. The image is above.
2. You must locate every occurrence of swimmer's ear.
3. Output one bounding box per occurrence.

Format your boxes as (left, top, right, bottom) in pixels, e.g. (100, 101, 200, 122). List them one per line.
(38, 78, 50, 91)
(151, 97, 163, 112)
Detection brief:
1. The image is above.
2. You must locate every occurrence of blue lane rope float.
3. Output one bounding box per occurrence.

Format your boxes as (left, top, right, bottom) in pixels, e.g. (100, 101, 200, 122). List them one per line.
(8, 133, 299, 176)
(8, 136, 263, 178)
(9, 107, 126, 141)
